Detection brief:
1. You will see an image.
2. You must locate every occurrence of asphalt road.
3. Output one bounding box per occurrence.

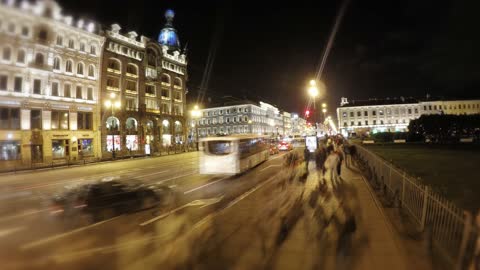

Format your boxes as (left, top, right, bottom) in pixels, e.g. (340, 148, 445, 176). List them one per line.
(0, 150, 290, 270)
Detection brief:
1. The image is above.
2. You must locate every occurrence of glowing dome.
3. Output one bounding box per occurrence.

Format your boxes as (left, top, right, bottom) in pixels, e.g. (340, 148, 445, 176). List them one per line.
(158, 9, 180, 48)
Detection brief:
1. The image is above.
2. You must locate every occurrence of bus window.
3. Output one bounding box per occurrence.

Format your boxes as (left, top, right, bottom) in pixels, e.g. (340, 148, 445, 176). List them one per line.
(207, 141, 233, 155)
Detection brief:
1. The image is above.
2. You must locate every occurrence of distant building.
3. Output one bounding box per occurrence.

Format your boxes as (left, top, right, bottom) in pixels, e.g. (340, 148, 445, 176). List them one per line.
(291, 113, 307, 136)
(282, 112, 292, 136)
(0, 0, 104, 168)
(100, 10, 187, 157)
(195, 101, 287, 137)
(337, 97, 480, 136)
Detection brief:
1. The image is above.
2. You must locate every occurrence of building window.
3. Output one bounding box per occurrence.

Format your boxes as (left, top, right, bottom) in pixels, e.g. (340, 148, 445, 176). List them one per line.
(380, 120, 384, 125)
(373, 120, 376, 125)
(161, 103, 170, 114)
(31, 109, 42, 129)
(53, 57, 61, 70)
(35, 53, 44, 65)
(174, 91, 181, 100)
(14, 77, 22, 92)
(126, 81, 136, 92)
(17, 50, 25, 63)
(372, 110, 376, 116)
(433, 105, 437, 110)
(90, 45, 96, 55)
(126, 98, 136, 110)
(0, 108, 20, 129)
(0, 141, 20, 161)
(429, 105, 432, 110)
(161, 89, 169, 98)
(66, 60, 73, 73)
(33, 79, 41, 94)
(173, 105, 181, 115)
(56, 35, 63, 46)
(423, 106, 427, 110)
(21, 26, 29, 37)
(174, 78, 182, 88)
(145, 85, 155, 95)
(38, 29, 48, 41)
(408, 108, 412, 114)
(64, 84, 71, 98)
(51, 111, 69, 130)
(364, 111, 368, 116)
(3, 47, 11, 61)
(357, 111, 361, 117)
(350, 121, 354, 126)
(87, 87, 93, 100)
(365, 120, 368, 125)
(0, 75, 7, 90)
(68, 39, 74, 49)
(126, 64, 137, 75)
(87, 65, 95, 78)
(161, 74, 170, 84)
(106, 77, 119, 88)
(77, 62, 84, 75)
(79, 42, 85, 52)
(342, 112, 347, 117)
(77, 112, 92, 130)
(107, 58, 121, 71)
(76, 86, 83, 99)
(51, 82, 59, 96)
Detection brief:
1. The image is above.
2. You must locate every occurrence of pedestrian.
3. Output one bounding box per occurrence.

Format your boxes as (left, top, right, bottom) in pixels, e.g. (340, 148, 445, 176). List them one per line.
(304, 147, 310, 170)
(343, 143, 351, 167)
(325, 152, 340, 183)
(336, 150, 344, 178)
(315, 146, 327, 174)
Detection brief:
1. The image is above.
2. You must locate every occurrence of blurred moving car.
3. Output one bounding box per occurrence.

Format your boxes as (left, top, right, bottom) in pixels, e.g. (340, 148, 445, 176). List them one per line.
(269, 143, 279, 155)
(51, 179, 177, 222)
(278, 141, 293, 151)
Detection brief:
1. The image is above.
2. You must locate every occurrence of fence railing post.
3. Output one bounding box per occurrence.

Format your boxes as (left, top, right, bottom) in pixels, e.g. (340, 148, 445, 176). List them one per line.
(455, 211, 472, 270)
(421, 185, 429, 231)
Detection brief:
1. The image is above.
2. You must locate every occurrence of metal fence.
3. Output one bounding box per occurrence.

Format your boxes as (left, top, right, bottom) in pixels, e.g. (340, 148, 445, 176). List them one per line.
(355, 144, 479, 270)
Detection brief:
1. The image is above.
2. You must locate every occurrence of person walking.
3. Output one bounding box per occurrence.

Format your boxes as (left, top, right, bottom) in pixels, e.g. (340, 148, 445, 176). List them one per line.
(336, 150, 344, 178)
(304, 147, 310, 170)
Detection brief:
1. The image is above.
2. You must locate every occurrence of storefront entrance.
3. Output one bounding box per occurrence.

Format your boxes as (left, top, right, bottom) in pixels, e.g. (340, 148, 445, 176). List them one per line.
(31, 144, 43, 163)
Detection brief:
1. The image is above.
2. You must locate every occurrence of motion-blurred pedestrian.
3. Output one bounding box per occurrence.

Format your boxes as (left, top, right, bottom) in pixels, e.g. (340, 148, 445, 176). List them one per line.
(304, 147, 310, 170)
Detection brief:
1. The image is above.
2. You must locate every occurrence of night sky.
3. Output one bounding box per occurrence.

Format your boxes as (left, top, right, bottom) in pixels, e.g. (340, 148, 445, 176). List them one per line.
(58, 0, 480, 114)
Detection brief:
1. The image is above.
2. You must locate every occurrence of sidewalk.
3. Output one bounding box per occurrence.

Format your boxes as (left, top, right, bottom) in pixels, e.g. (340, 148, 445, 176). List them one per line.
(268, 161, 410, 270)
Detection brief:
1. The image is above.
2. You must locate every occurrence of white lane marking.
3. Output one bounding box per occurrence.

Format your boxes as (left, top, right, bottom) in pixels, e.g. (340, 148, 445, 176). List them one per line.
(20, 216, 122, 251)
(140, 195, 224, 226)
(193, 175, 277, 230)
(0, 209, 49, 223)
(0, 227, 25, 238)
(183, 176, 229, 194)
(260, 164, 282, 172)
(131, 170, 170, 180)
(156, 171, 197, 184)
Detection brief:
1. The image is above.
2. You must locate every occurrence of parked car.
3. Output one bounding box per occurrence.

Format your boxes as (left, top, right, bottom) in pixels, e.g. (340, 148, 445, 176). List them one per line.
(50, 179, 177, 222)
(278, 141, 293, 151)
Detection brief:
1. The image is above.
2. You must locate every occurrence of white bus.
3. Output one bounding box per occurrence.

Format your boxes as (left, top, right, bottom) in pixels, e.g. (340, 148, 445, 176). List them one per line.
(199, 135, 270, 175)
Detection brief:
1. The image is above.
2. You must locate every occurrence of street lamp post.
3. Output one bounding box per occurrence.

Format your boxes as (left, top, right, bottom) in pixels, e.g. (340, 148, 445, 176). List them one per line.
(190, 105, 201, 151)
(105, 93, 121, 159)
(308, 80, 319, 136)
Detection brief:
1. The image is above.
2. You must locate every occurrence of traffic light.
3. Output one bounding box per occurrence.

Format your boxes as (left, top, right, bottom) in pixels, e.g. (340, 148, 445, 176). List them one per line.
(305, 110, 310, 118)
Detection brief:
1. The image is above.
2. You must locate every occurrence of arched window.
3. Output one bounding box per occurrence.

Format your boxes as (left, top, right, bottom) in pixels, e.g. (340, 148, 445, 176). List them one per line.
(53, 57, 61, 70)
(126, 117, 137, 131)
(161, 74, 170, 84)
(35, 53, 44, 65)
(174, 78, 182, 88)
(106, 116, 120, 131)
(107, 58, 121, 71)
(17, 49, 25, 63)
(65, 60, 73, 73)
(147, 48, 156, 66)
(77, 62, 84, 75)
(68, 39, 75, 49)
(162, 119, 170, 134)
(174, 121, 182, 133)
(88, 64, 95, 78)
(126, 64, 138, 75)
(146, 120, 154, 132)
(2, 47, 11, 61)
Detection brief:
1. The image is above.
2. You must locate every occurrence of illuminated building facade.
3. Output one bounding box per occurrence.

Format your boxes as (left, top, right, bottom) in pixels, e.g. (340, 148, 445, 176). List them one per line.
(100, 10, 187, 156)
(196, 101, 287, 137)
(0, 0, 104, 168)
(337, 97, 480, 136)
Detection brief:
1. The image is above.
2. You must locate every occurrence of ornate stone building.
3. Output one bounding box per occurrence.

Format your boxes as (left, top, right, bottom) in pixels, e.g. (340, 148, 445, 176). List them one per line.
(0, 0, 104, 168)
(100, 9, 187, 156)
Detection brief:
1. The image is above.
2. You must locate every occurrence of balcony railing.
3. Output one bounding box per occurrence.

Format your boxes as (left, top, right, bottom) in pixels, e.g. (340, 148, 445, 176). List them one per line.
(125, 90, 137, 95)
(146, 108, 160, 113)
(145, 93, 156, 97)
(107, 68, 121, 74)
(126, 72, 138, 79)
(106, 86, 120, 91)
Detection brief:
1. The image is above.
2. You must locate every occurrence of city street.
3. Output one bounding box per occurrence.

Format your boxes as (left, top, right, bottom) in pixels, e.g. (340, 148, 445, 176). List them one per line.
(0, 151, 290, 269)
(0, 149, 421, 270)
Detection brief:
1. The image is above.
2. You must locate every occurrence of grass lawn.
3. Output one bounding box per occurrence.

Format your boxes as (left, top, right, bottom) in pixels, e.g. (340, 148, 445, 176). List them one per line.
(364, 143, 480, 212)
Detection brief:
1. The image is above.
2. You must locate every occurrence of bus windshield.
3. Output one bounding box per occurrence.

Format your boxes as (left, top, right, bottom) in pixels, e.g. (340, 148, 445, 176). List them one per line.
(206, 140, 234, 155)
